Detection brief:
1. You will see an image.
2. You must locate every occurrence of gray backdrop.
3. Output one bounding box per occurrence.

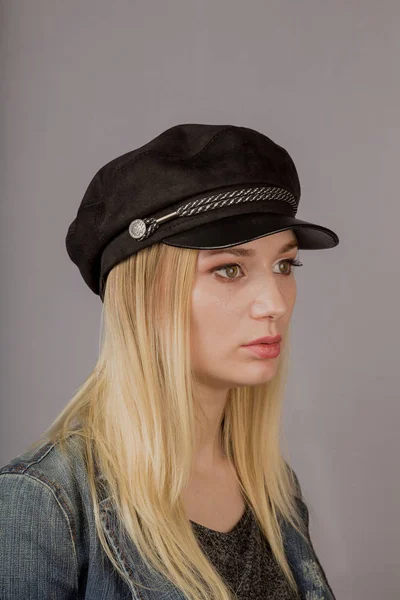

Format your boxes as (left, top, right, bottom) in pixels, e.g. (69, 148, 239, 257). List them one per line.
(1, 1, 399, 598)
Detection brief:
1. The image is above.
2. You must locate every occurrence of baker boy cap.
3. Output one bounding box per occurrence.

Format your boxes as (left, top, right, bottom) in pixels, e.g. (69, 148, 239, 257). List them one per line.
(65, 123, 339, 301)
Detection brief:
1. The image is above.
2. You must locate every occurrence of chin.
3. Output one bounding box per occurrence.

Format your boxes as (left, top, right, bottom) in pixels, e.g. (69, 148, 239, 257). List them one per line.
(232, 367, 279, 387)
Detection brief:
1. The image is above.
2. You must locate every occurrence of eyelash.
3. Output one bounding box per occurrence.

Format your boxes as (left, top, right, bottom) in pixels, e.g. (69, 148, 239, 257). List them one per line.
(210, 258, 303, 281)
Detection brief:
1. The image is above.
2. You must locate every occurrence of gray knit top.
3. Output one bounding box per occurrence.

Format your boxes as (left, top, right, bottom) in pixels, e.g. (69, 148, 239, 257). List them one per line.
(190, 503, 300, 599)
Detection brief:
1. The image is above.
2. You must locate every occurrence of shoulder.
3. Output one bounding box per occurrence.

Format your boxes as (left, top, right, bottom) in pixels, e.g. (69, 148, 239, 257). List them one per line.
(0, 436, 91, 597)
(0, 433, 87, 489)
(0, 434, 91, 540)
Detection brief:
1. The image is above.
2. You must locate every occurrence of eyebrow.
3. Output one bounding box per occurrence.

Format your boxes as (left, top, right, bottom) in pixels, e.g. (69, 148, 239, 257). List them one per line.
(202, 240, 299, 257)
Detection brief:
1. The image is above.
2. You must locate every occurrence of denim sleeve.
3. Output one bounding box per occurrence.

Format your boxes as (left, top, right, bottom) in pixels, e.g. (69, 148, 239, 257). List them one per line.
(0, 473, 78, 599)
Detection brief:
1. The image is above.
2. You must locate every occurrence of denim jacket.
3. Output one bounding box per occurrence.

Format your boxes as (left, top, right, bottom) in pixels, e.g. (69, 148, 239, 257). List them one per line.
(0, 435, 336, 599)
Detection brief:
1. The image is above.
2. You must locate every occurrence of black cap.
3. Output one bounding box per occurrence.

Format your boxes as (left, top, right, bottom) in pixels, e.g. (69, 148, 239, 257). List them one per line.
(65, 123, 339, 301)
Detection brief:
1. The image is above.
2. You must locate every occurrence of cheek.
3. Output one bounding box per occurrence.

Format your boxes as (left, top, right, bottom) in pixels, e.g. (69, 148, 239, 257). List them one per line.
(191, 286, 235, 343)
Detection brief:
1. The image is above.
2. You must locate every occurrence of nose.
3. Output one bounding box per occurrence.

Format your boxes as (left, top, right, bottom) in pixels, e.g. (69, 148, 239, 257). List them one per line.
(250, 282, 289, 320)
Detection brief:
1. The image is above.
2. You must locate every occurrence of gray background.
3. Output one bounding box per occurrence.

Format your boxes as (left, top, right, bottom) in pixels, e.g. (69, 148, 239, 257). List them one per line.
(1, 1, 399, 598)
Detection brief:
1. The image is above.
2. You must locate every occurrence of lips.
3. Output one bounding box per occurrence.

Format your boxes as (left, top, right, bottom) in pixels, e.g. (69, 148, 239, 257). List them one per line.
(243, 334, 282, 346)
(243, 342, 281, 359)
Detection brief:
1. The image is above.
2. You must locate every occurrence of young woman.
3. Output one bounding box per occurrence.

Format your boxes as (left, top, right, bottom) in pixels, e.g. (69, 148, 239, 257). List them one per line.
(0, 123, 339, 599)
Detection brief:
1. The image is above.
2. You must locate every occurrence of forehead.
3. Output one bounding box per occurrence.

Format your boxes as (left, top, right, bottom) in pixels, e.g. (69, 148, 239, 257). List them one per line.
(199, 231, 299, 258)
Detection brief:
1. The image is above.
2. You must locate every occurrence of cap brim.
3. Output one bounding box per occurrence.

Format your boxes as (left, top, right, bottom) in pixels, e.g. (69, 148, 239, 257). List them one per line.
(162, 212, 339, 250)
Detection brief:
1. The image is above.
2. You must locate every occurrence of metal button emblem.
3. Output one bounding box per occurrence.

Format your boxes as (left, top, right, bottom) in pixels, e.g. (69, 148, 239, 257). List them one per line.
(129, 219, 147, 239)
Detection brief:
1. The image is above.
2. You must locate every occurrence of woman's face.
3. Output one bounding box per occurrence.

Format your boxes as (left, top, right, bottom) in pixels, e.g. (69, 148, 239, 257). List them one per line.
(190, 230, 299, 389)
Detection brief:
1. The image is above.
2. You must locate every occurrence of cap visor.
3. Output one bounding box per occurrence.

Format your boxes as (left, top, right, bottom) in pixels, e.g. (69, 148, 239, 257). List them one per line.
(162, 212, 339, 250)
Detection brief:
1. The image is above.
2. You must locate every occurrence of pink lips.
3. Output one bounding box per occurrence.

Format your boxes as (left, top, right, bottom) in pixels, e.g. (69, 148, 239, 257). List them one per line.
(243, 334, 282, 346)
(241, 334, 282, 359)
(243, 342, 281, 359)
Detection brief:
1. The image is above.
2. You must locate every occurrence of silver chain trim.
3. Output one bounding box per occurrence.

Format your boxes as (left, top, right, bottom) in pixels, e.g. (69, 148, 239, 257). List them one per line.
(128, 185, 297, 241)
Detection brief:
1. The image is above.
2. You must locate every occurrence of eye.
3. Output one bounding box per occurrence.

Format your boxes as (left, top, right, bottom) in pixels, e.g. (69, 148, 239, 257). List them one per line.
(210, 258, 303, 281)
(210, 262, 244, 280)
(276, 258, 303, 276)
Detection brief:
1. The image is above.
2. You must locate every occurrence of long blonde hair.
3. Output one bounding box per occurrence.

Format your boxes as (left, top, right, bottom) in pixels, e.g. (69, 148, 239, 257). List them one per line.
(31, 241, 308, 599)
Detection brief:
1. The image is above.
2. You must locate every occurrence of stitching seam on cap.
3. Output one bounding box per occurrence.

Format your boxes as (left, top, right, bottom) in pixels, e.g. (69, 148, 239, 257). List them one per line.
(110, 126, 236, 180)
